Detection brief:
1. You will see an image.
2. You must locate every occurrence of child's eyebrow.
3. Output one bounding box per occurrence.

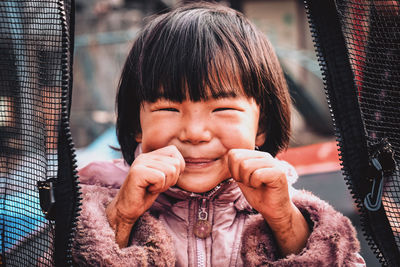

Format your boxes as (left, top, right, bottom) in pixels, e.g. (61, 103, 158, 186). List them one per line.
(207, 90, 242, 99)
(151, 98, 176, 104)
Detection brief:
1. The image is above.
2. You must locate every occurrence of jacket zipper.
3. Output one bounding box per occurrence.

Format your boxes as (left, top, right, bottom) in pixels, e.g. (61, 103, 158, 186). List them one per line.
(196, 198, 208, 267)
(196, 237, 206, 267)
(192, 180, 230, 267)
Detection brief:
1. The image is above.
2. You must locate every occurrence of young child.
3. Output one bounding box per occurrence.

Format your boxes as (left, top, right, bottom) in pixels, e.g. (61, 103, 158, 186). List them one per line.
(72, 2, 366, 266)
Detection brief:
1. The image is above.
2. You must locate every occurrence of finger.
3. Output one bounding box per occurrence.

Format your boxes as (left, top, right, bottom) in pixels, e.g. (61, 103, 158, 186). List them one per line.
(228, 149, 251, 182)
(238, 157, 272, 186)
(228, 149, 272, 182)
(248, 167, 287, 189)
(141, 158, 180, 192)
(150, 145, 185, 173)
(135, 145, 185, 190)
(130, 164, 166, 193)
(152, 157, 182, 190)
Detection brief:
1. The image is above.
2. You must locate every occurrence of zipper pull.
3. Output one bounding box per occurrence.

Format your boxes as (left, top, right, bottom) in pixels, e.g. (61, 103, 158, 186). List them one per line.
(364, 139, 396, 212)
(193, 198, 212, 239)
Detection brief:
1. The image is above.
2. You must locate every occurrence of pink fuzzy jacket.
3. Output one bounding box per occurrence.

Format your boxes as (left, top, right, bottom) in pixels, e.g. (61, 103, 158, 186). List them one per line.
(72, 159, 366, 266)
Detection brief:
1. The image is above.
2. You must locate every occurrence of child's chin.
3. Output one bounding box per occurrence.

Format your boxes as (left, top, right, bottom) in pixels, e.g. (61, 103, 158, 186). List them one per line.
(176, 181, 218, 194)
(176, 173, 230, 193)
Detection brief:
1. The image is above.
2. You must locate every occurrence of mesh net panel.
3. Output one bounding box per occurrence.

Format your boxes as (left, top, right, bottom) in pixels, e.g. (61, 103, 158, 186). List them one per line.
(305, 0, 400, 265)
(0, 0, 77, 266)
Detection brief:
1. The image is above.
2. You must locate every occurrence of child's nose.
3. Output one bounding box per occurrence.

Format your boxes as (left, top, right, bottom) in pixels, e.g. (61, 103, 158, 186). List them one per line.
(178, 117, 212, 144)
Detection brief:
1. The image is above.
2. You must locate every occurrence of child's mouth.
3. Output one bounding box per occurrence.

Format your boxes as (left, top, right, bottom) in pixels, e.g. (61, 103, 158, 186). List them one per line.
(184, 158, 217, 168)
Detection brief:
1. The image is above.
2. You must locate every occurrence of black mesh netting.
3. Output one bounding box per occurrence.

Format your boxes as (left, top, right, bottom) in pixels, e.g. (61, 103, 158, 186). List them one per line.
(0, 0, 79, 266)
(305, 0, 400, 265)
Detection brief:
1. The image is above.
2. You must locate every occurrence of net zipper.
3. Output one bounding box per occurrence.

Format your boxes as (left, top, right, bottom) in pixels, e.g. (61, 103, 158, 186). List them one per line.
(58, 0, 82, 266)
(302, 0, 386, 264)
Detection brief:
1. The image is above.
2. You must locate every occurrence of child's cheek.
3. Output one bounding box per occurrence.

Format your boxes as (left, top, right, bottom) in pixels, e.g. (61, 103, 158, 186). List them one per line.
(218, 124, 256, 151)
(140, 138, 171, 153)
(140, 131, 174, 153)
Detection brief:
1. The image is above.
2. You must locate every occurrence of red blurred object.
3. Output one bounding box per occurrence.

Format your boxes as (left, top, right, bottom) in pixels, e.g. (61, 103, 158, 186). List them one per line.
(277, 141, 342, 176)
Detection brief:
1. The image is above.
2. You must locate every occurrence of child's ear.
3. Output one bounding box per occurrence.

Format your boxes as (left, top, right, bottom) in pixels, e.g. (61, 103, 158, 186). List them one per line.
(255, 131, 266, 147)
(135, 132, 142, 143)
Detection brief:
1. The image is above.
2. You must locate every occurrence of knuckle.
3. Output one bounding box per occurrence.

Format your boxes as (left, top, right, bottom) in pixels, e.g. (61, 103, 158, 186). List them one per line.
(239, 159, 251, 171)
(163, 145, 174, 150)
(156, 173, 165, 182)
(274, 170, 288, 186)
(133, 153, 145, 163)
(263, 152, 273, 159)
(159, 168, 167, 179)
(171, 157, 181, 168)
(227, 149, 238, 159)
(274, 167, 286, 178)
(169, 145, 184, 161)
(251, 169, 263, 181)
(255, 150, 272, 160)
(169, 165, 178, 176)
(164, 164, 177, 178)
(249, 170, 263, 188)
(155, 175, 166, 189)
(228, 151, 242, 165)
(169, 145, 180, 154)
(129, 164, 145, 175)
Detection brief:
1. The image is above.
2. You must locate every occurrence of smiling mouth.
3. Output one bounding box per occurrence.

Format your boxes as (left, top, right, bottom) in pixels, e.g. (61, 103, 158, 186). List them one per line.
(184, 158, 217, 168)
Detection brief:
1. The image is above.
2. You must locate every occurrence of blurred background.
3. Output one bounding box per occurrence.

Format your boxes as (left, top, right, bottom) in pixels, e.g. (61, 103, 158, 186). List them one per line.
(70, 0, 380, 265)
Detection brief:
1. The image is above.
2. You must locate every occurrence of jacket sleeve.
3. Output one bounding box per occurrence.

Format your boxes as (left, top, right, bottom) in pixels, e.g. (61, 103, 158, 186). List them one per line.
(240, 189, 366, 267)
(72, 184, 175, 267)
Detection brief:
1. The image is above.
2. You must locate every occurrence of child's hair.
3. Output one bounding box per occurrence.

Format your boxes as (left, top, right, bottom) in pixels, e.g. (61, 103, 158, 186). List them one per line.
(116, 2, 291, 165)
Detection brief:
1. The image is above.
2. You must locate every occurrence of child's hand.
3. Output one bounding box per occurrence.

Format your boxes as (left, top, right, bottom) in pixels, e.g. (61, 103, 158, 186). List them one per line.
(106, 145, 185, 247)
(228, 149, 310, 256)
(227, 149, 292, 222)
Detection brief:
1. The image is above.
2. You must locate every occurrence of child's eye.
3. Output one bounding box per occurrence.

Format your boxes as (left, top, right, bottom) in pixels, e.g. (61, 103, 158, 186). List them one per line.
(157, 107, 179, 112)
(213, 107, 237, 112)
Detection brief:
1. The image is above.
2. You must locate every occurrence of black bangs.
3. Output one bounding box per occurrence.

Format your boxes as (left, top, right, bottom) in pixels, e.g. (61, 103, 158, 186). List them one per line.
(117, 2, 292, 164)
(136, 5, 265, 103)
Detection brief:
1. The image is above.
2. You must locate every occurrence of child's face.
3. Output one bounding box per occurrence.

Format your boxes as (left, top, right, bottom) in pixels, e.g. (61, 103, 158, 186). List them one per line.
(136, 96, 266, 193)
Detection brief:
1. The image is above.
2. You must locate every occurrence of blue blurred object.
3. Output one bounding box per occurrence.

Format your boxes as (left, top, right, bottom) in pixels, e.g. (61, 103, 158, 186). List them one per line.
(0, 193, 46, 251)
(75, 126, 122, 168)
